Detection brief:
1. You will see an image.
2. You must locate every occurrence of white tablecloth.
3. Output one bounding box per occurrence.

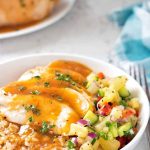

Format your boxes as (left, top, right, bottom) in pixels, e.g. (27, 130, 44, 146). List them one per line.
(0, 0, 149, 149)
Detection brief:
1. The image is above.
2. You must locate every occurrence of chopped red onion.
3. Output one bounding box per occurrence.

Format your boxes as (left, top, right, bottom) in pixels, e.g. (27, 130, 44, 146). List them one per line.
(71, 137, 78, 145)
(77, 119, 89, 126)
(88, 132, 97, 139)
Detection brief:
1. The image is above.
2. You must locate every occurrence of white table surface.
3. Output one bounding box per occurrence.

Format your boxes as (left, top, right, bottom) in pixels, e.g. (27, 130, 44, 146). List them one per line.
(0, 0, 149, 149)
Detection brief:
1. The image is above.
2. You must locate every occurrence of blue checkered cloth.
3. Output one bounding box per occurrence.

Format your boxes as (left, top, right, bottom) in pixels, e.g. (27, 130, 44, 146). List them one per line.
(109, 2, 150, 85)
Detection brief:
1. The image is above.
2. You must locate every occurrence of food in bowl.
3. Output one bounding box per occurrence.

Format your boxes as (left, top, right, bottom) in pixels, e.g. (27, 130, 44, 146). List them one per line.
(0, 60, 140, 150)
(0, 0, 59, 29)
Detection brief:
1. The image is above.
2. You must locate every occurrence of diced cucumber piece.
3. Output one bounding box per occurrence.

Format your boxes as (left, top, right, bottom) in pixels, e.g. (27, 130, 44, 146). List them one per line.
(109, 123, 118, 138)
(118, 122, 132, 137)
(98, 89, 105, 97)
(127, 98, 140, 110)
(107, 132, 114, 140)
(69, 123, 88, 138)
(119, 87, 130, 98)
(84, 110, 98, 125)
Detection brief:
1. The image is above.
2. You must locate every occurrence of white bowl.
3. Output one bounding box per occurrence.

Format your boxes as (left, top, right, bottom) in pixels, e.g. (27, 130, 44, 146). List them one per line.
(0, 53, 149, 150)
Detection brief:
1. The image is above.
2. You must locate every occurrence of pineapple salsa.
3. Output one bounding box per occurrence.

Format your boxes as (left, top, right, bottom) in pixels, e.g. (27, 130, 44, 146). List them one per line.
(68, 72, 140, 150)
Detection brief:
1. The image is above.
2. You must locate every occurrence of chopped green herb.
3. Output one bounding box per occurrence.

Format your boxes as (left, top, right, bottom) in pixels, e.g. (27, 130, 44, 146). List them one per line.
(31, 90, 40, 95)
(44, 82, 50, 87)
(95, 76, 99, 81)
(56, 72, 71, 81)
(67, 140, 75, 149)
(28, 116, 34, 122)
(55, 72, 76, 85)
(71, 81, 76, 86)
(56, 96, 62, 101)
(33, 75, 41, 79)
(40, 121, 55, 134)
(120, 100, 127, 107)
(94, 100, 98, 110)
(91, 138, 97, 145)
(82, 81, 87, 87)
(124, 129, 134, 137)
(40, 121, 49, 133)
(106, 121, 111, 127)
(25, 105, 40, 115)
(99, 131, 108, 140)
(18, 86, 26, 91)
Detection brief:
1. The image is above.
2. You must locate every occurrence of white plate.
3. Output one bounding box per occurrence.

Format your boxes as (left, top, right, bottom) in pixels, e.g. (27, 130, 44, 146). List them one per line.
(0, 0, 75, 39)
(0, 53, 149, 150)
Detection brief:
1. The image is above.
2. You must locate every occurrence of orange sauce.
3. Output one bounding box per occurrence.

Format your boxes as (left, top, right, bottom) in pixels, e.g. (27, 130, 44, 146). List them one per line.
(2, 60, 93, 135)
(0, 20, 42, 33)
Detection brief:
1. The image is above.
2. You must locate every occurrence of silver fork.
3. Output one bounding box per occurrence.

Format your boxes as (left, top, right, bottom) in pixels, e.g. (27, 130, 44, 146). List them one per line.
(129, 64, 150, 148)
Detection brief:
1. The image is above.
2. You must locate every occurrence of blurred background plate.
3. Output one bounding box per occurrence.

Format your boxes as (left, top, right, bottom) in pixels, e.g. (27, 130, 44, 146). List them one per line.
(0, 0, 75, 39)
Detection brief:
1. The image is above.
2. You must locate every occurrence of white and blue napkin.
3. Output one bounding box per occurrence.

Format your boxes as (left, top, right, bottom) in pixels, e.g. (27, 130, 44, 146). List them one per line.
(109, 2, 150, 85)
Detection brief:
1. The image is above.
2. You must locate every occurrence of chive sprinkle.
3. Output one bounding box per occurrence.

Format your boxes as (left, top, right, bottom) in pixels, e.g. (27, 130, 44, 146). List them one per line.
(18, 86, 26, 91)
(33, 75, 41, 79)
(28, 116, 34, 122)
(40, 121, 55, 134)
(44, 82, 50, 87)
(67, 140, 75, 149)
(55, 72, 76, 85)
(31, 90, 40, 95)
(25, 105, 40, 115)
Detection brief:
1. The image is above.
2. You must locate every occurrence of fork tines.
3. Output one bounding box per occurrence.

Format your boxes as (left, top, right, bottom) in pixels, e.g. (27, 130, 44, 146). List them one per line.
(129, 64, 150, 100)
(129, 64, 150, 148)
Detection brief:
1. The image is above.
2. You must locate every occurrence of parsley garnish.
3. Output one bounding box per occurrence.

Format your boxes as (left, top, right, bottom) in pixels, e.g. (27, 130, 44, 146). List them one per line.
(28, 116, 34, 122)
(44, 82, 50, 87)
(105, 121, 111, 127)
(18, 86, 26, 91)
(83, 81, 87, 87)
(40, 121, 55, 134)
(56, 96, 62, 101)
(31, 90, 40, 95)
(55, 72, 71, 81)
(33, 75, 41, 79)
(120, 100, 127, 107)
(91, 138, 97, 145)
(55, 72, 76, 85)
(25, 105, 40, 115)
(67, 140, 75, 149)
(98, 131, 108, 140)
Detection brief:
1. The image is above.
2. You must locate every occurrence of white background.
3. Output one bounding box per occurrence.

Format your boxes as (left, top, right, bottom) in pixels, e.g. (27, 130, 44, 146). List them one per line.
(0, 0, 149, 149)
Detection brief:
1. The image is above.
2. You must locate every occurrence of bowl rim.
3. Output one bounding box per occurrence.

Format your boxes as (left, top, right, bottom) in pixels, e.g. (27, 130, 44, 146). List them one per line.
(0, 53, 149, 150)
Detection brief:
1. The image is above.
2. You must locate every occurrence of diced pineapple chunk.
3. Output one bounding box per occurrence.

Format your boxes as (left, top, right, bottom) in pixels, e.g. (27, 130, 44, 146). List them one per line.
(127, 98, 140, 110)
(92, 139, 101, 150)
(99, 138, 120, 150)
(98, 88, 120, 105)
(80, 141, 93, 150)
(110, 76, 127, 91)
(69, 123, 88, 138)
